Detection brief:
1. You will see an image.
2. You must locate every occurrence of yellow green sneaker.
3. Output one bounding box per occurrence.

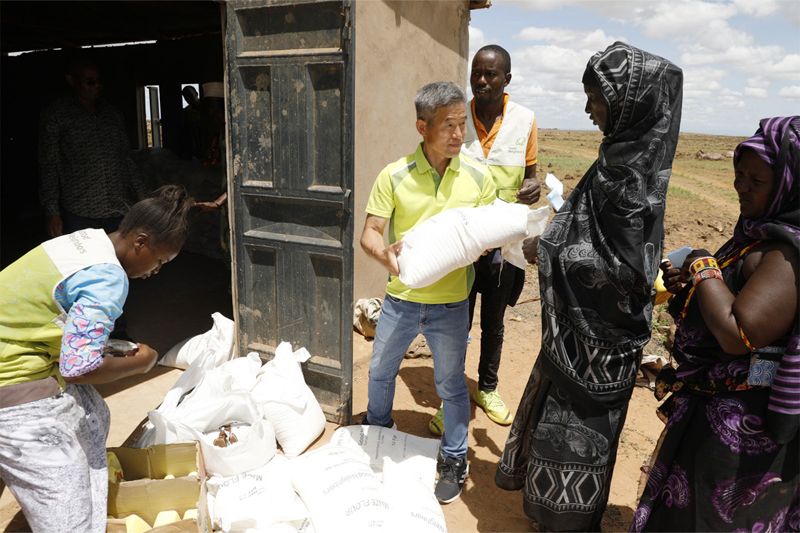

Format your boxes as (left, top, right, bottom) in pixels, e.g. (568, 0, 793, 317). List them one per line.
(472, 388, 512, 425)
(428, 404, 444, 436)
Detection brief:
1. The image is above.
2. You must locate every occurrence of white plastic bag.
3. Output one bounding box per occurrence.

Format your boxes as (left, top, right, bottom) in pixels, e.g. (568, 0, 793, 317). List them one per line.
(291, 446, 390, 533)
(135, 313, 237, 448)
(204, 455, 310, 532)
(159, 312, 235, 370)
(330, 425, 440, 488)
(250, 342, 326, 457)
(397, 199, 534, 289)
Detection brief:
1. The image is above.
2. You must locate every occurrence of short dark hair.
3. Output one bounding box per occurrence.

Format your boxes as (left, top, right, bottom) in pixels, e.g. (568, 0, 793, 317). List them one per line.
(475, 45, 511, 74)
(119, 185, 194, 249)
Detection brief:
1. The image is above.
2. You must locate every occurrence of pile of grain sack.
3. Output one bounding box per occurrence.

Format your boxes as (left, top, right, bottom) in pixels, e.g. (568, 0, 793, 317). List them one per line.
(136, 313, 446, 533)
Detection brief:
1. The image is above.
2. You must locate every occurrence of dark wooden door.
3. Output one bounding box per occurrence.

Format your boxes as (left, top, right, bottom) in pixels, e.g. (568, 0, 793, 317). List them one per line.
(224, 0, 354, 423)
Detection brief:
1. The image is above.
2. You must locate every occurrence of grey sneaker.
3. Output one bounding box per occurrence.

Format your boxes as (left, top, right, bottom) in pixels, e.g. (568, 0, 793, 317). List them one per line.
(435, 453, 468, 504)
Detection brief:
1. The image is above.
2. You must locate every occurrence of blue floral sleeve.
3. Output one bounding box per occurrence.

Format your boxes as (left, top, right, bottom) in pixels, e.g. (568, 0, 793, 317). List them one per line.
(54, 264, 129, 378)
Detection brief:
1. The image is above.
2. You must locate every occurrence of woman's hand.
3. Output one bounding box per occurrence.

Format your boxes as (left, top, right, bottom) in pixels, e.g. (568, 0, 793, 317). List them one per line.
(660, 260, 686, 294)
(523, 237, 539, 264)
(63, 342, 159, 384)
(132, 343, 159, 374)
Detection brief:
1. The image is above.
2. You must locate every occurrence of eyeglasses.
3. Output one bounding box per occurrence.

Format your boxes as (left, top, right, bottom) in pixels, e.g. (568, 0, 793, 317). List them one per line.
(212, 424, 239, 448)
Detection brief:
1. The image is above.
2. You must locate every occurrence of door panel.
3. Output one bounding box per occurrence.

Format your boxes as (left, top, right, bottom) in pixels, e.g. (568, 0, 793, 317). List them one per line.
(225, 0, 353, 423)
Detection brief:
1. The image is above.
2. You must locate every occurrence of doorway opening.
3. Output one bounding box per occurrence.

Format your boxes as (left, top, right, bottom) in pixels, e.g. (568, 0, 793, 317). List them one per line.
(1, 1, 232, 355)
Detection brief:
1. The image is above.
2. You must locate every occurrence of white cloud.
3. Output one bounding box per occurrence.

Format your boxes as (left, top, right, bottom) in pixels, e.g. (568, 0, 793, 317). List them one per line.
(510, 0, 647, 20)
(680, 44, 785, 71)
(640, 1, 738, 41)
(732, 0, 779, 16)
(746, 76, 771, 89)
(469, 26, 486, 58)
(779, 1, 800, 26)
(470, 1, 798, 134)
(682, 67, 726, 99)
(764, 54, 800, 81)
(778, 85, 800, 99)
(744, 87, 768, 98)
(515, 26, 625, 52)
(514, 44, 589, 76)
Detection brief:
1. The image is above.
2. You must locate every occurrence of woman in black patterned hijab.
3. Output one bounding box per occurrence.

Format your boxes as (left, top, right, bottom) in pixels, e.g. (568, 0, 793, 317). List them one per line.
(495, 42, 683, 531)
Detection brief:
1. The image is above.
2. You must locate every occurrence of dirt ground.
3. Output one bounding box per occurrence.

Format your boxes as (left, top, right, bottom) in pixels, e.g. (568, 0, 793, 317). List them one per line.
(0, 129, 746, 532)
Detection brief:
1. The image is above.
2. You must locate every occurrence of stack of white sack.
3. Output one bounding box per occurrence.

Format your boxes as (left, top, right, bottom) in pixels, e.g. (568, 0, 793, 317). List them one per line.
(136, 320, 326, 474)
(397, 199, 550, 289)
(329, 425, 440, 487)
(201, 426, 445, 532)
(202, 455, 314, 532)
(288, 426, 446, 533)
(331, 425, 445, 533)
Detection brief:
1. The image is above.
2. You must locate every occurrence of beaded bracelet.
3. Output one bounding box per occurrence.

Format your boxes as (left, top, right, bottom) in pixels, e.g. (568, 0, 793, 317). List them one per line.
(692, 267, 723, 286)
(689, 256, 719, 276)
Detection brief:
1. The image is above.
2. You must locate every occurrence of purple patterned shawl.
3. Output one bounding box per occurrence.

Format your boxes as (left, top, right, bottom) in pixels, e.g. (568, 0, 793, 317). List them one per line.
(728, 116, 800, 443)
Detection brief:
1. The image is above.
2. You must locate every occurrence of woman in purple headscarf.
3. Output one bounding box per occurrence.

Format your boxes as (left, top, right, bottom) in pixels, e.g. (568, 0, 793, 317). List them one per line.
(632, 116, 800, 532)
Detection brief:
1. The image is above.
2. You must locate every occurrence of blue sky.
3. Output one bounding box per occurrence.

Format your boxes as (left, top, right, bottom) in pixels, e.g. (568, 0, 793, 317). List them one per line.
(468, 0, 800, 135)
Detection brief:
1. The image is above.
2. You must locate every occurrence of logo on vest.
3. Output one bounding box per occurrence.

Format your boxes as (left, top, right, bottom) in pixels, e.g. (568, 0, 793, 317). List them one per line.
(68, 231, 89, 254)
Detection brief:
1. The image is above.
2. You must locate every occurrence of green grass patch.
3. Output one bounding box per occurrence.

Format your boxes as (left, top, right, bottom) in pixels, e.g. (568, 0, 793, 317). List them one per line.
(667, 185, 701, 201)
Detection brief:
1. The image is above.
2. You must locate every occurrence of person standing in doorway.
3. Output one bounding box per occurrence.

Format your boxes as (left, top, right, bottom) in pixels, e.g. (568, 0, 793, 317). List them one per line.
(39, 55, 147, 340)
(361, 81, 496, 504)
(39, 55, 146, 238)
(429, 45, 541, 436)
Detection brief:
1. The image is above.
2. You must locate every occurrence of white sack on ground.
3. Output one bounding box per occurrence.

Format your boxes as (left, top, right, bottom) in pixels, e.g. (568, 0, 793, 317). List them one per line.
(135, 313, 237, 448)
(176, 393, 277, 477)
(204, 454, 311, 532)
(397, 199, 548, 288)
(178, 352, 262, 407)
(159, 311, 235, 369)
(137, 353, 262, 448)
(251, 342, 325, 457)
(292, 446, 390, 533)
(382, 458, 447, 533)
(330, 425, 440, 488)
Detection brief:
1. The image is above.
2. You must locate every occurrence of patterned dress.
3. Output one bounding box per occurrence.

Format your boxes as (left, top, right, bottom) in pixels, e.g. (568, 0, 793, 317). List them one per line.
(632, 245, 799, 532)
(496, 42, 683, 531)
(633, 117, 800, 532)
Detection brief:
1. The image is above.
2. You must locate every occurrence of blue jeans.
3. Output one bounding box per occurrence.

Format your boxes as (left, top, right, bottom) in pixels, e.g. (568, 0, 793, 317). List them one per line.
(367, 294, 470, 459)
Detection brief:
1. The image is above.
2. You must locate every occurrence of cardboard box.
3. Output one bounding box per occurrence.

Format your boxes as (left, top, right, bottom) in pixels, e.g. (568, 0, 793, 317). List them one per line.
(107, 443, 203, 531)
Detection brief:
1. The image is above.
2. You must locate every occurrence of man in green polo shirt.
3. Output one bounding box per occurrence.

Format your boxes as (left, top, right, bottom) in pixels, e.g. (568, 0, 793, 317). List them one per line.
(360, 81, 496, 504)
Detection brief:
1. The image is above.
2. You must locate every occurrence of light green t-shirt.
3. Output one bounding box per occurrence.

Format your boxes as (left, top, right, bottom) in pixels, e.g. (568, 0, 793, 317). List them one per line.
(365, 144, 496, 304)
